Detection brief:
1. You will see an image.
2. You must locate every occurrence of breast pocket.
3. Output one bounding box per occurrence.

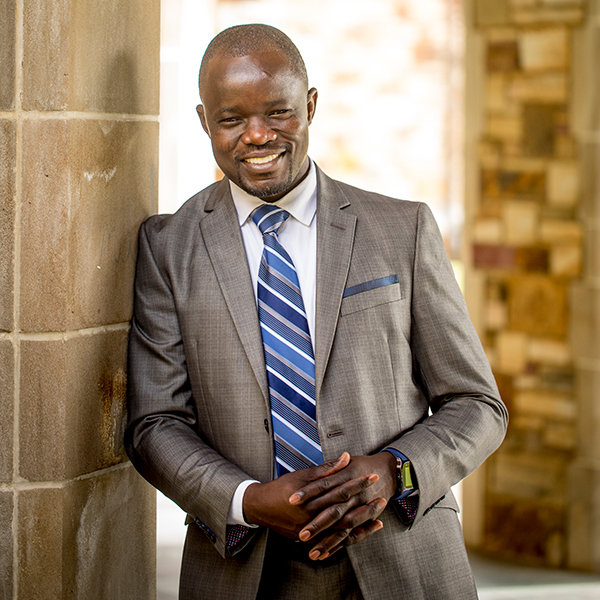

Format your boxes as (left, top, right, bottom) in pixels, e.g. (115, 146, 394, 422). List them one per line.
(340, 276, 402, 316)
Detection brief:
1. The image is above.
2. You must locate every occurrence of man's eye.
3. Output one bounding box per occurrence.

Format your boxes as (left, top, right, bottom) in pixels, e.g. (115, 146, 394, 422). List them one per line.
(270, 110, 290, 117)
(220, 117, 241, 124)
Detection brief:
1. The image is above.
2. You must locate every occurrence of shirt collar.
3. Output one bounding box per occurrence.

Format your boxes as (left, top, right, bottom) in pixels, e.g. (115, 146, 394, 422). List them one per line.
(229, 159, 317, 228)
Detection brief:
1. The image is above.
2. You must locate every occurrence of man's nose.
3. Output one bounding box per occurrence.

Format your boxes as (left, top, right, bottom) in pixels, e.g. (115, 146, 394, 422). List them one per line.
(241, 117, 277, 146)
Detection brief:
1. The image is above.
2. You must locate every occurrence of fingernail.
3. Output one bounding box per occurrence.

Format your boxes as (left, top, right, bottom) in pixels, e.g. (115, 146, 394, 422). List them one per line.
(375, 521, 384, 531)
(367, 474, 379, 484)
(299, 530, 310, 541)
(309, 550, 320, 560)
(289, 493, 302, 504)
(377, 499, 387, 510)
(319, 552, 330, 560)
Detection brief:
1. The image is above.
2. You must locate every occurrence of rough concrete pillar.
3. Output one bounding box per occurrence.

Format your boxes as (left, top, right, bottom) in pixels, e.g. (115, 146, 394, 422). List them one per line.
(0, 1, 159, 598)
(568, 0, 600, 572)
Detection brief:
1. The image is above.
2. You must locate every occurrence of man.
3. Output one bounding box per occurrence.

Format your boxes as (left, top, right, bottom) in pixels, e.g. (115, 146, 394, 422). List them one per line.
(125, 23, 507, 600)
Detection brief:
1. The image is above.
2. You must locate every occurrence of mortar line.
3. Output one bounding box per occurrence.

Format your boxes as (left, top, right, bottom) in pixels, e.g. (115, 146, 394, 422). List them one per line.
(13, 0, 24, 596)
(0, 110, 159, 122)
(17, 321, 131, 341)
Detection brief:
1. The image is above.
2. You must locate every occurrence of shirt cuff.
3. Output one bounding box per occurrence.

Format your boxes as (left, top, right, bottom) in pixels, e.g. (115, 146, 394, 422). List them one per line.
(226, 479, 260, 527)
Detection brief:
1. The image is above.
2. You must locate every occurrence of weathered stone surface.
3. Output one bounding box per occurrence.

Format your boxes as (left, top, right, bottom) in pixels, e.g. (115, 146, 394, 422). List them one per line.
(512, 6, 584, 25)
(508, 275, 568, 336)
(17, 487, 64, 599)
(487, 115, 522, 141)
(23, 0, 160, 114)
(0, 119, 16, 331)
(0, 340, 14, 482)
(0, 491, 13, 598)
(547, 160, 580, 208)
(19, 329, 129, 482)
(487, 40, 519, 71)
(550, 245, 581, 277)
(481, 168, 546, 198)
(473, 218, 504, 244)
(539, 219, 583, 244)
(0, 0, 15, 110)
(528, 337, 571, 366)
(20, 118, 157, 332)
(575, 368, 600, 461)
(571, 285, 600, 362)
(63, 466, 156, 599)
(523, 104, 563, 157)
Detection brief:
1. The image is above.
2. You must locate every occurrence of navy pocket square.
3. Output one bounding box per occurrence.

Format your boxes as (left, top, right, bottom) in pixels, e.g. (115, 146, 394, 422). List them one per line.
(343, 275, 399, 298)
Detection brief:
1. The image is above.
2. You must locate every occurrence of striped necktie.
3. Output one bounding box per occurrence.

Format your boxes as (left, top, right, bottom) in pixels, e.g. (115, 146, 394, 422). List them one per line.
(252, 204, 323, 476)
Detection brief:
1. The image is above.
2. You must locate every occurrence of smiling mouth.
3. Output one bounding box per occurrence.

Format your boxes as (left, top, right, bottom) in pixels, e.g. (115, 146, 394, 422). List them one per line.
(242, 153, 282, 165)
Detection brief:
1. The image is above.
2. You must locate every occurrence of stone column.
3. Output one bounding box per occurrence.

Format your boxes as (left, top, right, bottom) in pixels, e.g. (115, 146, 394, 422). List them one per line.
(463, 0, 594, 570)
(568, 0, 600, 572)
(0, 1, 160, 598)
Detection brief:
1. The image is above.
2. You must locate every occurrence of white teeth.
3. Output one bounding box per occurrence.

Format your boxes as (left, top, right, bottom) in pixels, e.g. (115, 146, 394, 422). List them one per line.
(244, 154, 280, 165)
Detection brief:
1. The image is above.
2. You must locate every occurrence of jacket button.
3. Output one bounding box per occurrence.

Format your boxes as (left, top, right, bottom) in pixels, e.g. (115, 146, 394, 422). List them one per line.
(264, 419, 269, 433)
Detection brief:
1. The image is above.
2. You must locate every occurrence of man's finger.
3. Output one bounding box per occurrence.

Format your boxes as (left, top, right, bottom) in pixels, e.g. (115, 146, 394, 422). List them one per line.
(289, 452, 351, 505)
(310, 518, 385, 561)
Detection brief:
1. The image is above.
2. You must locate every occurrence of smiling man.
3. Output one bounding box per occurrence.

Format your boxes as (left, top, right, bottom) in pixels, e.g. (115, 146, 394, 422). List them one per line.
(125, 24, 507, 600)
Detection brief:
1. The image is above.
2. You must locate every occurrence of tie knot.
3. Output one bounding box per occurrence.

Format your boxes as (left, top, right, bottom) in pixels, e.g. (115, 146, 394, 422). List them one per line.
(251, 204, 290, 237)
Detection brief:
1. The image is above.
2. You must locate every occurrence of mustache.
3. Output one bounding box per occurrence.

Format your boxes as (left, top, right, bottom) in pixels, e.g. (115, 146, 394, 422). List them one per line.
(238, 142, 292, 156)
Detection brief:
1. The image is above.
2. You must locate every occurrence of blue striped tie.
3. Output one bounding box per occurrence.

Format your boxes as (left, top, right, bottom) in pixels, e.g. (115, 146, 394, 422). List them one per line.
(252, 204, 323, 476)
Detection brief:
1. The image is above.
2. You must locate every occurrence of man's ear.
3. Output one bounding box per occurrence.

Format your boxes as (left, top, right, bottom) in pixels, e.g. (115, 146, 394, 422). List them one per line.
(197, 105, 210, 137)
(306, 88, 318, 125)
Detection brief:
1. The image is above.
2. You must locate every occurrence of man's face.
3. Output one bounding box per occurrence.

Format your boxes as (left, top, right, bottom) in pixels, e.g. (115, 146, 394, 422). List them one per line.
(197, 50, 317, 202)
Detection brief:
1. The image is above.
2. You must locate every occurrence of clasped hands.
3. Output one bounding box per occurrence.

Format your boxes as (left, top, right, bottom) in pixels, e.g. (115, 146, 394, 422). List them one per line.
(242, 451, 397, 561)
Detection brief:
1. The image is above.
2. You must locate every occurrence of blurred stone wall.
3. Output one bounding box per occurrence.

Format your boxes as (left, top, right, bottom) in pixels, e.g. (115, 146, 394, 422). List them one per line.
(0, 1, 160, 598)
(464, 0, 600, 571)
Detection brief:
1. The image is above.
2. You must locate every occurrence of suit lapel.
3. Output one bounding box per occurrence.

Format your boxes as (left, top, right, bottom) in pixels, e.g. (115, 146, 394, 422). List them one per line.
(314, 168, 357, 398)
(200, 180, 269, 404)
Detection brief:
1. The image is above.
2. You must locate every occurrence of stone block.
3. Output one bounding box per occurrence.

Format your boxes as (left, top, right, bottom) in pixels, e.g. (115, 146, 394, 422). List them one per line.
(519, 29, 569, 71)
(514, 390, 576, 421)
(544, 423, 576, 450)
(487, 40, 519, 71)
(584, 228, 599, 280)
(509, 73, 568, 103)
(473, 219, 504, 244)
(547, 161, 579, 208)
(528, 337, 571, 366)
(550, 245, 581, 277)
(490, 451, 567, 500)
(523, 104, 563, 157)
(497, 330, 529, 373)
(473, 244, 548, 272)
(503, 200, 540, 245)
(512, 6, 584, 25)
(508, 275, 568, 336)
(487, 115, 522, 141)
(17, 487, 64, 599)
(23, 0, 160, 114)
(481, 168, 545, 199)
(17, 467, 156, 599)
(539, 219, 583, 244)
(20, 118, 157, 332)
(0, 119, 16, 331)
(0, 340, 14, 482)
(0, 491, 13, 598)
(486, 74, 510, 113)
(19, 328, 129, 481)
(0, 0, 15, 110)
(486, 298, 509, 330)
(476, 0, 510, 25)
(580, 142, 600, 222)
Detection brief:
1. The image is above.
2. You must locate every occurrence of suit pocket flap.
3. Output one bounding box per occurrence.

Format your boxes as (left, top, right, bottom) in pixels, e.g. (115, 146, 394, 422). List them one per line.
(341, 280, 401, 316)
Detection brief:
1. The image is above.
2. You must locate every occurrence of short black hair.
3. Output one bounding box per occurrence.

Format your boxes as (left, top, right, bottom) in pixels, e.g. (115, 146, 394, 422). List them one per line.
(199, 24, 308, 100)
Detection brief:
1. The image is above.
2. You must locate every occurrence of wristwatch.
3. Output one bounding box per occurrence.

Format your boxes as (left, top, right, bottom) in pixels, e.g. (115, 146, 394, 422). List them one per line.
(383, 448, 416, 500)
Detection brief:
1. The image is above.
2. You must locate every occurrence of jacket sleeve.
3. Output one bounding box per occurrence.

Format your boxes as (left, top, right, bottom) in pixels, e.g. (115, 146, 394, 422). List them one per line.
(124, 218, 256, 558)
(388, 202, 508, 526)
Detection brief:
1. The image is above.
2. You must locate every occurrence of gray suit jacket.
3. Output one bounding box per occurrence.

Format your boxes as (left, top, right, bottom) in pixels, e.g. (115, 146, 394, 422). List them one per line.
(125, 166, 507, 600)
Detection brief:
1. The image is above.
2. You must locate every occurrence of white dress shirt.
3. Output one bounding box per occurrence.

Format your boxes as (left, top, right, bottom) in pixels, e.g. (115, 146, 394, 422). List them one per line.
(226, 160, 318, 526)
